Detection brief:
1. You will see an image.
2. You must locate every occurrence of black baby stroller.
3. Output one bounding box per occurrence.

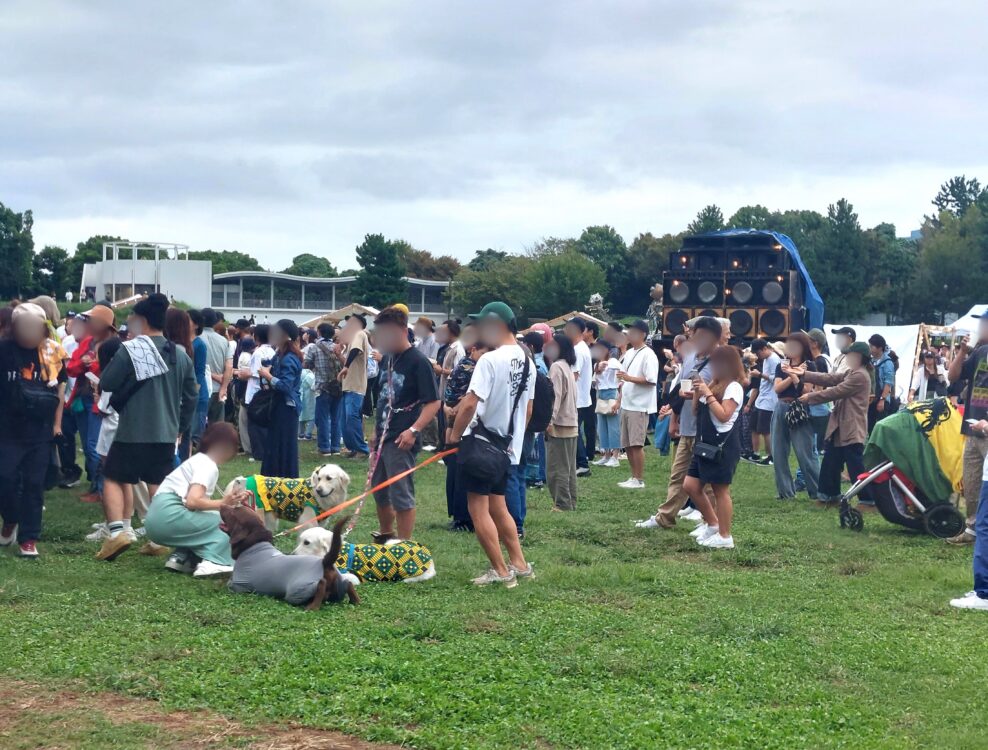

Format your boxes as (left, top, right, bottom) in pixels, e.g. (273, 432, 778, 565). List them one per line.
(839, 398, 966, 538)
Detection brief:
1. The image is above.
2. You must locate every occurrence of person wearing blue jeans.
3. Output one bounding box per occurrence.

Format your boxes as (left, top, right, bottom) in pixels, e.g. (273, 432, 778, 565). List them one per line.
(950, 460, 988, 610)
(315, 391, 343, 454)
(595, 388, 621, 466)
(342, 391, 369, 456)
(505, 446, 528, 537)
(654, 413, 671, 455)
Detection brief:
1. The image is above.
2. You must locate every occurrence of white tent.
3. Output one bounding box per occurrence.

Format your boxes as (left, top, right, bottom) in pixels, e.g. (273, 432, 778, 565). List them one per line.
(954, 305, 988, 334)
(825, 323, 920, 400)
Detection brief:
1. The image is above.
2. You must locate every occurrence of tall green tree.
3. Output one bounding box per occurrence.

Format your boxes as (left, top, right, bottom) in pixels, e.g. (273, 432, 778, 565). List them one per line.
(33, 245, 70, 297)
(352, 234, 407, 308)
(861, 224, 917, 324)
(187, 249, 263, 275)
(280, 253, 337, 277)
(815, 198, 869, 321)
(727, 205, 773, 230)
(687, 205, 725, 235)
(932, 176, 986, 219)
(626, 232, 681, 312)
(395, 240, 461, 280)
(451, 256, 531, 319)
(0, 202, 35, 297)
(467, 248, 509, 271)
(575, 225, 633, 312)
(521, 251, 607, 320)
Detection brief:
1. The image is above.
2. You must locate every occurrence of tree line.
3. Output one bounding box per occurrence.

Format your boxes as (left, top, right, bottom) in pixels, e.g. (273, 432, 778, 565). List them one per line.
(2, 175, 985, 323)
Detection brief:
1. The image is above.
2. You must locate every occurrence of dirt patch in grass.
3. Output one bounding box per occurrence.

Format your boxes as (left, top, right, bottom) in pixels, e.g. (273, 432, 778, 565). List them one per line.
(0, 681, 401, 750)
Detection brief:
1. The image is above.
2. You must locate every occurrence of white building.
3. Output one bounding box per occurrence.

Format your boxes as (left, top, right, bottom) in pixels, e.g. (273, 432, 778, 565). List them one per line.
(81, 242, 454, 324)
(80, 242, 212, 307)
(212, 270, 451, 324)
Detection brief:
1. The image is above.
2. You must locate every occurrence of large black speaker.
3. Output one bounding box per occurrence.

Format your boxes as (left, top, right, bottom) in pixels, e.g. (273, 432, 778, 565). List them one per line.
(663, 274, 724, 307)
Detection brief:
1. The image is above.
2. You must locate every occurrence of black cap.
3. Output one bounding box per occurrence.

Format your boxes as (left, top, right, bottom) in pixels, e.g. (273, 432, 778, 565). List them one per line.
(629, 319, 649, 335)
(234, 318, 251, 329)
(830, 326, 856, 340)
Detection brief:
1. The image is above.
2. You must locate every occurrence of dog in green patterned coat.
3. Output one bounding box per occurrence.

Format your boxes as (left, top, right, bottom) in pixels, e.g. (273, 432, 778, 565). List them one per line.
(224, 464, 351, 533)
(292, 526, 436, 583)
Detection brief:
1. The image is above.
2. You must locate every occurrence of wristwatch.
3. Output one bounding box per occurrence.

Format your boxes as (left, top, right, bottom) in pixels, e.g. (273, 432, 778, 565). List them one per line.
(409, 426, 420, 435)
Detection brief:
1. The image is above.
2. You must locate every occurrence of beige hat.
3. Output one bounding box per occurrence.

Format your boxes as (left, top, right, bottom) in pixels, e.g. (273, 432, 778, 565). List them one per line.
(12, 302, 47, 323)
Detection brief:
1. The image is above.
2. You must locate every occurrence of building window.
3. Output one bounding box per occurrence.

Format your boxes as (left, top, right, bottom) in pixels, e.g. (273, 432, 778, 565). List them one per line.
(305, 283, 333, 309)
(242, 279, 270, 309)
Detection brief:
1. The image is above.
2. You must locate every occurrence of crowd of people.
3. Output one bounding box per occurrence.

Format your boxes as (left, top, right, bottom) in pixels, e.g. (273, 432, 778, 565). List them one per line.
(2, 292, 988, 603)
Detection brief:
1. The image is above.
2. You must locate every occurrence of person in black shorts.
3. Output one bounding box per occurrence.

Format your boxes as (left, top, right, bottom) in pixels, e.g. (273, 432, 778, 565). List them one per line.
(95, 294, 199, 562)
(682, 346, 746, 550)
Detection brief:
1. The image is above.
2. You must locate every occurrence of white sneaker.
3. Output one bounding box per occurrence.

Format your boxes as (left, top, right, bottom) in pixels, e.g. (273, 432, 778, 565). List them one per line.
(634, 516, 660, 529)
(85, 524, 109, 542)
(618, 478, 645, 489)
(125, 529, 139, 543)
(683, 509, 703, 523)
(677, 508, 692, 518)
(165, 553, 198, 575)
(193, 560, 234, 578)
(700, 534, 735, 549)
(592, 457, 609, 466)
(422, 444, 437, 452)
(471, 568, 518, 588)
(134, 526, 147, 538)
(691, 525, 719, 542)
(604, 457, 620, 468)
(950, 592, 988, 610)
(0, 524, 18, 546)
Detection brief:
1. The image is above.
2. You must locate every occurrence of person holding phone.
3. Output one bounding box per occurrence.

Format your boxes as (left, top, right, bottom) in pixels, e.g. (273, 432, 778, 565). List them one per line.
(770, 332, 819, 501)
(946, 312, 988, 544)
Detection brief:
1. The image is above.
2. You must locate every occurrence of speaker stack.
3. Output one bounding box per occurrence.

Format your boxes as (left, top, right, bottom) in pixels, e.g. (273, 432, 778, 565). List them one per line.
(662, 233, 806, 340)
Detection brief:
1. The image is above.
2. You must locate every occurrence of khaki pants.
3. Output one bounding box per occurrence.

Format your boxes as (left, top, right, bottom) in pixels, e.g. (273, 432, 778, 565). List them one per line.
(546, 434, 578, 510)
(963, 434, 988, 523)
(238, 404, 252, 456)
(657, 436, 714, 526)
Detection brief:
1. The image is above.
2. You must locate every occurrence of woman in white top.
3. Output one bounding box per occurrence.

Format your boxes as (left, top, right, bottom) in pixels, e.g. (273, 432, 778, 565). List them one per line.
(592, 341, 623, 468)
(683, 346, 746, 550)
(143, 423, 249, 577)
(909, 350, 947, 402)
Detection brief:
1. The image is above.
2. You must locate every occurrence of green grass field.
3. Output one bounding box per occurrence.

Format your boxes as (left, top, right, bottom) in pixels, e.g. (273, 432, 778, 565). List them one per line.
(0, 441, 985, 749)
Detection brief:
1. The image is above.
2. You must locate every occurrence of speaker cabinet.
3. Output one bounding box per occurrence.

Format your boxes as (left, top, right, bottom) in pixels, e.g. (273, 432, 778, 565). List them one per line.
(757, 308, 789, 338)
(663, 275, 724, 307)
(664, 307, 690, 336)
(728, 308, 756, 338)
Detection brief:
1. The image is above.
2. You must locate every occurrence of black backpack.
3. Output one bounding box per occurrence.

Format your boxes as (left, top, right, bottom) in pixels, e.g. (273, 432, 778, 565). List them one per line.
(527, 368, 555, 434)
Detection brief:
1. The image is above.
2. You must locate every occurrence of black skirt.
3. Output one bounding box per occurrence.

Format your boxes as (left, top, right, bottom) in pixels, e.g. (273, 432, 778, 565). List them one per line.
(262, 397, 300, 478)
(687, 403, 741, 486)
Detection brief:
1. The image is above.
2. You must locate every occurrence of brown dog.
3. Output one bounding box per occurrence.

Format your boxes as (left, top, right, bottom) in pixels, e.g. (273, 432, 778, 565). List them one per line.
(220, 505, 359, 609)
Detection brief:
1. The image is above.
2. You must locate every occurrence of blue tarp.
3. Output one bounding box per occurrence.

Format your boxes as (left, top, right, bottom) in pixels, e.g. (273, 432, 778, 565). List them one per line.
(698, 228, 825, 330)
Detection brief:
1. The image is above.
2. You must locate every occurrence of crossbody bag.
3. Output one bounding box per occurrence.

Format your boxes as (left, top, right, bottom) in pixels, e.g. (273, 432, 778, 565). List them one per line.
(458, 356, 530, 483)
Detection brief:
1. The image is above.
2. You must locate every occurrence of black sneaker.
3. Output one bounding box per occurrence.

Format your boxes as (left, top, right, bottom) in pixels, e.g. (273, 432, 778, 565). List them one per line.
(741, 453, 761, 464)
(755, 456, 774, 466)
(576, 467, 592, 478)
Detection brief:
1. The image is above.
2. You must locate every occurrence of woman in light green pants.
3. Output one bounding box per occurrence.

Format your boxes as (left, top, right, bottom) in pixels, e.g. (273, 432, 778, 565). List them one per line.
(144, 423, 249, 578)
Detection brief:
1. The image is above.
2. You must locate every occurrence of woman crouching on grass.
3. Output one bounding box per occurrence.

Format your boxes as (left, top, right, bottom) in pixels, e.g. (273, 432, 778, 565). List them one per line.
(143, 423, 250, 578)
(683, 346, 746, 550)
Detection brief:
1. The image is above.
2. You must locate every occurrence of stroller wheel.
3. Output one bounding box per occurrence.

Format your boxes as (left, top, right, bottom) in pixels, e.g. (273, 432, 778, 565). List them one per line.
(840, 506, 864, 531)
(923, 505, 965, 539)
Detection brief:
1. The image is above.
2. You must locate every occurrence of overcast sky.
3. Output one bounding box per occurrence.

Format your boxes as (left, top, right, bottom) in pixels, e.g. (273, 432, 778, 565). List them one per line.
(3, 1, 987, 269)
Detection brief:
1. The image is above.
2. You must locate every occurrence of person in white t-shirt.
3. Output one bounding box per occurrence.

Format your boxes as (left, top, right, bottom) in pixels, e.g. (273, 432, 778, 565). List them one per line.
(450, 301, 534, 589)
(565, 318, 594, 475)
(143, 422, 249, 577)
(241, 324, 276, 462)
(683, 346, 746, 550)
(616, 320, 659, 489)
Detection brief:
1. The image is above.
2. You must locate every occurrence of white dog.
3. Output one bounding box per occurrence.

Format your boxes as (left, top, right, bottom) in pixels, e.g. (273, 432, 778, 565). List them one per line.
(293, 526, 436, 584)
(224, 464, 351, 533)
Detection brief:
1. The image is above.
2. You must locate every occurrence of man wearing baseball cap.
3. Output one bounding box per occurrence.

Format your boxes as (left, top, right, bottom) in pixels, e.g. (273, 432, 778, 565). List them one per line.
(65, 304, 117, 504)
(449, 301, 534, 588)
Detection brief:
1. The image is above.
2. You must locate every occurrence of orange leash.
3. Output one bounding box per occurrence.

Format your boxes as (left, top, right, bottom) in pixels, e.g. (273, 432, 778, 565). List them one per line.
(275, 448, 457, 537)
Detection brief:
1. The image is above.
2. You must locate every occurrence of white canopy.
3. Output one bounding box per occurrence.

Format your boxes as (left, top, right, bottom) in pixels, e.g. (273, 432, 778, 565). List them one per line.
(825, 323, 920, 400)
(954, 305, 988, 334)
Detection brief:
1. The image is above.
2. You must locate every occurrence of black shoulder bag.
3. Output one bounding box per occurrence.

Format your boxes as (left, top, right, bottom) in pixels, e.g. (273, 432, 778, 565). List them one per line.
(12, 348, 60, 424)
(458, 356, 530, 484)
(692, 399, 737, 461)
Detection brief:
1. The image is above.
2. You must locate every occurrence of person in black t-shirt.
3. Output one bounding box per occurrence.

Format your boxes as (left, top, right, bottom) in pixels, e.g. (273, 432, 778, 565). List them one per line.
(0, 304, 67, 557)
(369, 306, 440, 543)
(770, 332, 819, 501)
(946, 314, 988, 543)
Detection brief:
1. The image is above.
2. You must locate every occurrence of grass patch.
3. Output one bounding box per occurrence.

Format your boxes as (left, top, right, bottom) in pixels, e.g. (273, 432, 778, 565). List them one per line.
(0, 442, 985, 748)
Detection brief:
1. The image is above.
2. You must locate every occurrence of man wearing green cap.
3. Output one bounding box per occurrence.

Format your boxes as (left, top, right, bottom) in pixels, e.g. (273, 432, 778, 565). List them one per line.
(450, 301, 534, 588)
